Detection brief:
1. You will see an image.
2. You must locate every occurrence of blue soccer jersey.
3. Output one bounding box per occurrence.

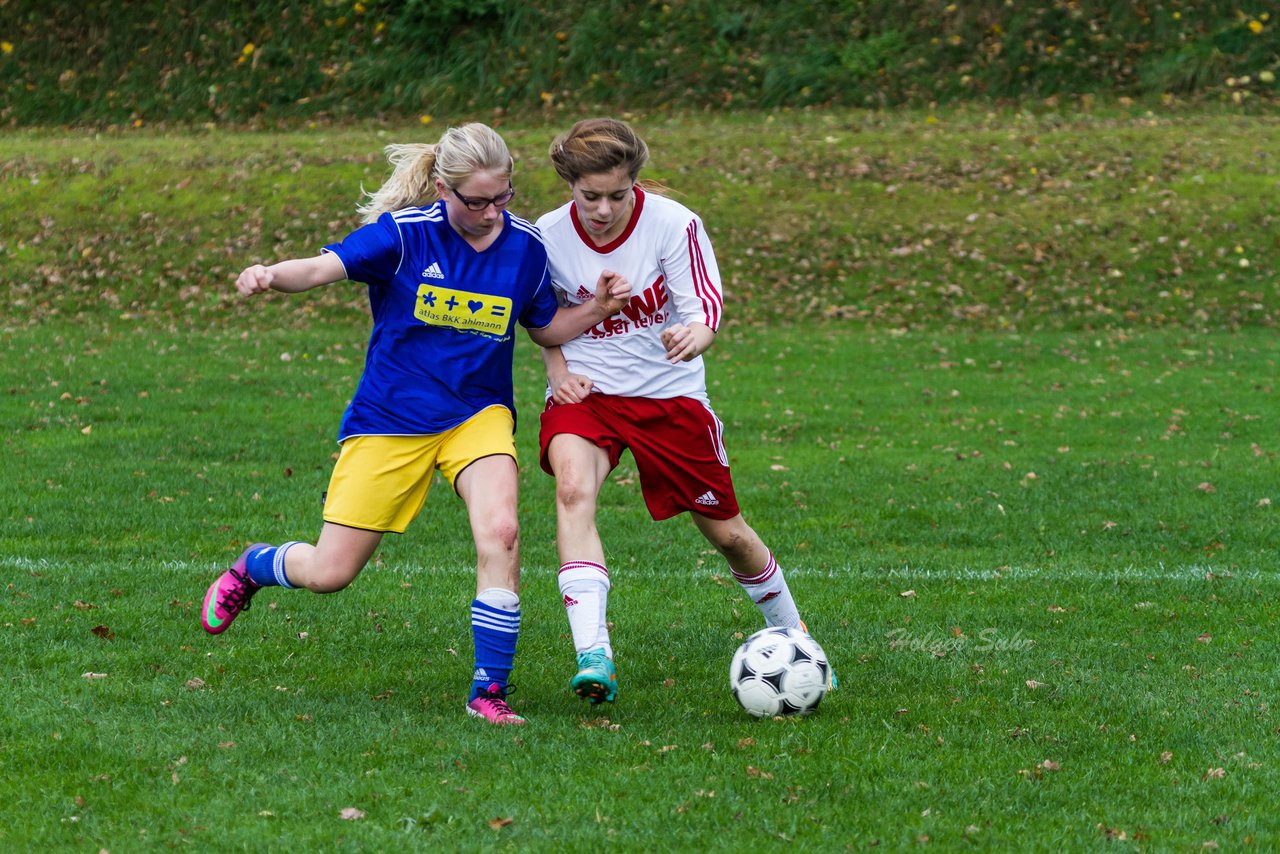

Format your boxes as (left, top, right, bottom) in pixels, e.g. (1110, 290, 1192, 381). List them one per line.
(323, 202, 557, 439)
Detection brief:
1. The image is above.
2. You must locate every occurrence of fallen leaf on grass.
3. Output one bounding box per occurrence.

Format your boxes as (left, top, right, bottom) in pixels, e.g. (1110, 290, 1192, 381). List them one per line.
(1099, 824, 1129, 841)
(1160, 751, 1173, 764)
(339, 807, 365, 821)
(580, 717, 621, 732)
(81, 672, 108, 680)
(91, 625, 114, 640)
(1203, 767, 1226, 780)
(487, 816, 513, 829)
(1025, 680, 1044, 690)
(185, 678, 206, 690)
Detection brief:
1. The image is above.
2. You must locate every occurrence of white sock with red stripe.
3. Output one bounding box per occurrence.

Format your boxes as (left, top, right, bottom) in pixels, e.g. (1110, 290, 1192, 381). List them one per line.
(559, 560, 612, 658)
(732, 551, 802, 629)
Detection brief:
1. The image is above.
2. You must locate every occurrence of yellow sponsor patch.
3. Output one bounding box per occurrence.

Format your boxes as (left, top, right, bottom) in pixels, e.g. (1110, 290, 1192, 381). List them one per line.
(414, 284, 512, 336)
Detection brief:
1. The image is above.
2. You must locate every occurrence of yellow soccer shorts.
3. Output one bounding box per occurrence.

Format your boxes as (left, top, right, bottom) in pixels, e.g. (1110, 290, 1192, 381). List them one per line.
(322, 405, 516, 533)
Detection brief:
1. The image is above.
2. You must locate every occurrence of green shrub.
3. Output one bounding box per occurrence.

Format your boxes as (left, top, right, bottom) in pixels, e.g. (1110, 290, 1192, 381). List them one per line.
(0, 1, 1276, 126)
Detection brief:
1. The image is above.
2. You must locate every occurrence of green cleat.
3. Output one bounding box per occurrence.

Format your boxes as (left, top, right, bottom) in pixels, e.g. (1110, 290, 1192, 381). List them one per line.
(571, 649, 618, 704)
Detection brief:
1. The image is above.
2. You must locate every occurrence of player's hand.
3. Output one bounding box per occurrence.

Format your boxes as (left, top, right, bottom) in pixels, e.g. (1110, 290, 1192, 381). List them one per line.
(661, 324, 699, 363)
(550, 372, 595, 405)
(235, 264, 274, 296)
(593, 270, 632, 315)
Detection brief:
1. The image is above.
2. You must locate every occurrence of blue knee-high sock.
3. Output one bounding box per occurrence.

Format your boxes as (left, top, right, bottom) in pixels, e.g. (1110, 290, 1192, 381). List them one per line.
(244, 542, 300, 589)
(470, 589, 520, 700)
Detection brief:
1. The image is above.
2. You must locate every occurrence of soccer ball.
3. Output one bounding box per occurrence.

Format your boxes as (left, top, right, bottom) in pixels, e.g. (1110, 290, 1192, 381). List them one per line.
(730, 626, 830, 718)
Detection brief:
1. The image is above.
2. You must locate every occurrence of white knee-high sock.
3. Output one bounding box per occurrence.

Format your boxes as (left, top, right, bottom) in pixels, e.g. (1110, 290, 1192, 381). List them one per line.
(559, 561, 611, 658)
(732, 551, 802, 629)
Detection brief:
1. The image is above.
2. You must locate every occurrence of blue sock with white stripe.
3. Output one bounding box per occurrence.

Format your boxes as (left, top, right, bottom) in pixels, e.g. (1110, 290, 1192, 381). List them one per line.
(470, 588, 520, 700)
(244, 542, 300, 589)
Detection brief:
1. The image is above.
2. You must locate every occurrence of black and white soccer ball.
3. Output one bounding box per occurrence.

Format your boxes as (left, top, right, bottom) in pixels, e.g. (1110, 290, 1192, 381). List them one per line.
(730, 626, 830, 718)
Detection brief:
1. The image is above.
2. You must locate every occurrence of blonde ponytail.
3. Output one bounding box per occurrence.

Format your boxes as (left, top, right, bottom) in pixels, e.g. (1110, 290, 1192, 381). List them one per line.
(356, 143, 438, 224)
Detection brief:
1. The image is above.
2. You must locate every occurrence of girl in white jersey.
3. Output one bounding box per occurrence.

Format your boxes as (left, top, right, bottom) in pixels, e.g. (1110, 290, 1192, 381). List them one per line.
(535, 118, 832, 706)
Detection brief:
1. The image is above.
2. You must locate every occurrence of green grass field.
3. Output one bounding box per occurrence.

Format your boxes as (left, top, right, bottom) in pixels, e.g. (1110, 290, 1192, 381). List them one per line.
(2, 109, 1278, 850)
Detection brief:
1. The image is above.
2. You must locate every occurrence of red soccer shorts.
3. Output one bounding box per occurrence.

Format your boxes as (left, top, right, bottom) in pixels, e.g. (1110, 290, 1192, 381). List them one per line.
(539, 394, 741, 521)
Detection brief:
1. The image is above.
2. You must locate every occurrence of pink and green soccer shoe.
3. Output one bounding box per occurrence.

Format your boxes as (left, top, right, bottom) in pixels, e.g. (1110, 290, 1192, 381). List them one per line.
(201, 543, 268, 635)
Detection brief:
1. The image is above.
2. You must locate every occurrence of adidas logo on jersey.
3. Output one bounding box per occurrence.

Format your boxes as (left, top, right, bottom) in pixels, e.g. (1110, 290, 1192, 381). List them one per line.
(574, 284, 594, 301)
(694, 490, 720, 506)
(421, 262, 445, 279)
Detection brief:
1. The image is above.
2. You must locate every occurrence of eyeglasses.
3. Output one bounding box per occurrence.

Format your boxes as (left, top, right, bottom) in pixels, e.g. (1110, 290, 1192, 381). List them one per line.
(450, 185, 516, 211)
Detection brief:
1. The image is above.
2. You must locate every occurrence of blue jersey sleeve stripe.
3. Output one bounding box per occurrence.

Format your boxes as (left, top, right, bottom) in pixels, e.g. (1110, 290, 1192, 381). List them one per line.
(320, 246, 349, 280)
(507, 216, 544, 244)
(389, 214, 406, 278)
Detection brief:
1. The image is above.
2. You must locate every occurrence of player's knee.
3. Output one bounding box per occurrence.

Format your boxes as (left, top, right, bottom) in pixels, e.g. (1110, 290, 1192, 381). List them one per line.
(706, 522, 757, 562)
(477, 514, 520, 556)
(713, 530, 749, 559)
(303, 561, 361, 593)
(555, 476, 598, 516)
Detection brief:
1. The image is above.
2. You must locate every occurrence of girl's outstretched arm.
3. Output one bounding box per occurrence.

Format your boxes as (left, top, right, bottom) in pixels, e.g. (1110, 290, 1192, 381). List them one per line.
(234, 253, 347, 296)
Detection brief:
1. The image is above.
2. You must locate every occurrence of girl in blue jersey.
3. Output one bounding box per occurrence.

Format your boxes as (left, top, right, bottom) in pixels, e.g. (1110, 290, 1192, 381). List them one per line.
(199, 123, 631, 726)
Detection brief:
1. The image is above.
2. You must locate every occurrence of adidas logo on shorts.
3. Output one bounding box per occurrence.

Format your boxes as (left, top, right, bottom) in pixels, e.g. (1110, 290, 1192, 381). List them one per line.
(694, 490, 719, 506)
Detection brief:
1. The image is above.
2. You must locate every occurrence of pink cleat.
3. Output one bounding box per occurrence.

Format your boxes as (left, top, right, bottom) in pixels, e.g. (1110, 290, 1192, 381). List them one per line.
(201, 543, 269, 635)
(466, 683, 526, 725)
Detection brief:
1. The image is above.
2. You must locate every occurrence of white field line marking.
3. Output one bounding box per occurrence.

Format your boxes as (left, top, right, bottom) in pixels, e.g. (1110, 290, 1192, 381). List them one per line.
(3, 556, 1272, 583)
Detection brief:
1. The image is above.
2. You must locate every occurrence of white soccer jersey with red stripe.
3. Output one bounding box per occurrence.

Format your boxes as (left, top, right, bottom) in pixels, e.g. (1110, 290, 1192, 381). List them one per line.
(535, 186, 724, 401)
